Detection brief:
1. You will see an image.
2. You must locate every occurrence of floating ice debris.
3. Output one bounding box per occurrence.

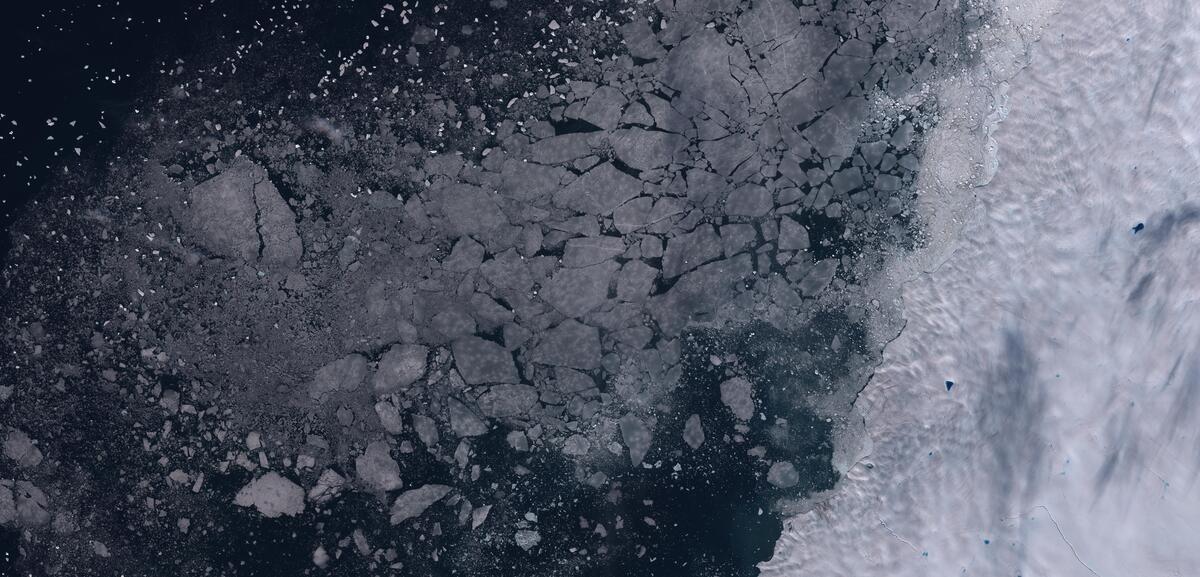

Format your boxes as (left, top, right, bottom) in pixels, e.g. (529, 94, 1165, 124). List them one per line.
(4, 428, 44, 469)
(373, 344, 429, 393)
(471, 504, 492, 530)
(563, 434, 591, 456)
(682, 414, 705, 450)
(719, 377, 756, 421)
(451, 337, 519, 384)
(307, 469, 347, 504)
(233, 472, 305, 518)
(245, 431, 262, 451)
(0, 482, 15, 525)
(767, 461, 800, 488)
(390, 484, 452, 525)
(12, 481, 50, 526)
(312, 546, 330, 568)
(515, 529, 542, 551)
(309, 354, 370, 401)
(619, 413, 653, 467)
(355, 441, 403, 492)
(412, 414, 440, 447)
(506, 430, 530, 452)
(449, 398, 488, 437)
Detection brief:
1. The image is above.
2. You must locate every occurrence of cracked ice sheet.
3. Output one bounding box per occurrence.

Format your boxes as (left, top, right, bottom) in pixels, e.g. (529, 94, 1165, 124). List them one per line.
(763, 1, 1200, 575)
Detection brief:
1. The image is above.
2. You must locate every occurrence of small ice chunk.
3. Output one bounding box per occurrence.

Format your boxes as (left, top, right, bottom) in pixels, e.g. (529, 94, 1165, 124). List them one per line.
(562, 236, 625, 267)
(355, 441, 403, 492)
(798, 259, 838, 297)
(307, 469, 347, 504)
(375, 400, 405, 434)
(767, 461, 800, 488)
(13, 481, 50, 526)
(777, 218, 810, 252)
(234, 472, 305, 518)
(724, 183, 773, 217)
(507, 430, 530, 452)
(619, 413, 653, 467)
(452, 338, 519, 384)
(309, 354, 370, 401)
(412, 414, 440, 447)
(529, 319, 602, 369)
(373, 344, 428, 393)
(313, 546, 330, 567)
(3, 429, 43, 468)
(0, 482, 15, 525)
(477, 384, 539, 418)
(682, 414, 705, 450)
(390, 484, 453, 525)
(471, 504, 492, 529)
(449, 398, 489, 437)
(562, 434, 591, 456)
(515, 529, 542, 551)
(719, 377, 755, 421)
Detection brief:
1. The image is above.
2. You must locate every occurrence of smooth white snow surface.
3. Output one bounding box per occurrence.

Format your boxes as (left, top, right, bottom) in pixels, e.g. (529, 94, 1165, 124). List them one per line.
(765, 0, 1200, 575)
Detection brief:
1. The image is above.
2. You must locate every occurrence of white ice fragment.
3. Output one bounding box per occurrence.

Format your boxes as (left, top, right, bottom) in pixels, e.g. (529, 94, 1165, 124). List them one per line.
(471, 504, 492, 529)
(683, 414, 705, 450)
(355, 441, 403, 492)
(719, 377, 755, 421)
(563, 434, 591, 456)
(313, 546, 329, 567)
(619, 414, 653, 467)
(515, 529, 542, 551)
(767, 461, 800, 488)
(390, 484, 452, 525)
(308, 469, 347, 504)
(3, 428, 43, 469)
(234, 472, 305, 518)
(245, 431, 262, 451)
